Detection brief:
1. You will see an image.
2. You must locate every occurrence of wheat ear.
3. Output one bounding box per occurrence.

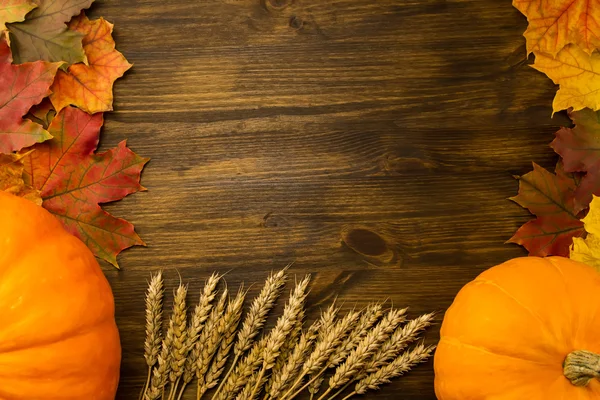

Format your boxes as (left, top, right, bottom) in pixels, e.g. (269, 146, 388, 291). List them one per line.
(307, 309, 362, 398)
(365, 312, 435, 374)
(146, 284, 185, 400)
(339, 344, 435, 400)
(317, 308, 407, 400)
(197, 287, 246, 399)
(212, 337, 267, 400)
(249, 275, 311, 399)
(279, 303, 337, 400)
(141, 272, 165, 400)
(192, 287, 228, 399)
(265, 309, 305, 395)
(213, 269, 287, 399)
(166, 285, 189, 400)
(265, 319, 321, 400)
(328, 303, 383, 368)
(283, 307, 360, 400)
(180, 273, 222, 393)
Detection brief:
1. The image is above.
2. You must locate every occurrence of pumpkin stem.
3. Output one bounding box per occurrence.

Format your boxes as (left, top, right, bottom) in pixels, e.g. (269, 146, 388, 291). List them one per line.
(564, 350, 600, 386)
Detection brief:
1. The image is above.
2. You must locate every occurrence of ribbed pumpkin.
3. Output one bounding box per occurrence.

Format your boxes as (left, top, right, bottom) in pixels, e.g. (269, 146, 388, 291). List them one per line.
(0, 191, 121, 398)
(434, 256, 600, 400)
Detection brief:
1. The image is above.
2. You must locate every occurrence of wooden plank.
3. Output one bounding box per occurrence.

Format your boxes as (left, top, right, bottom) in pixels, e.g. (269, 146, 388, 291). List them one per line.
(83, 0, 565, 398)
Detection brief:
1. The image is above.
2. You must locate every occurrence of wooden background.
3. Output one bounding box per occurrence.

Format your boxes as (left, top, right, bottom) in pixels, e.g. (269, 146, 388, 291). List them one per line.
(85, 0, 570, 398)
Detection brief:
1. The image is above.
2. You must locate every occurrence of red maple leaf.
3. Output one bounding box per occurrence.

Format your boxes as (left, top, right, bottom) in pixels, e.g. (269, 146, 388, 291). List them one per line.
(508, 162, 585, 256)
(21, 106, 149, 267)
(551, 108, 600, 211)
(0, 34, 61, 153)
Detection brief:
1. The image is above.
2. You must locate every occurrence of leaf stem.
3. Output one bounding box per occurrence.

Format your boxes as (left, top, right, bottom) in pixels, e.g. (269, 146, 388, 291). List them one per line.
(140, 367, 151, 400)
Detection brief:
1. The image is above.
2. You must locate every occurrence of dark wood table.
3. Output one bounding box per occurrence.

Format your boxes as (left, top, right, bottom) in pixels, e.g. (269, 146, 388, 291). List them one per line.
(87, 0, 566, 398)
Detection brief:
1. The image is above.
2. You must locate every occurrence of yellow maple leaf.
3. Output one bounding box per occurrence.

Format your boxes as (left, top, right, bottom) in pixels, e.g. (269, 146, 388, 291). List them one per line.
(571, 195, 600, 270)
(0, 152, 41, 205)
(513, 0, 600, 56)
(532, 45, 600, 113)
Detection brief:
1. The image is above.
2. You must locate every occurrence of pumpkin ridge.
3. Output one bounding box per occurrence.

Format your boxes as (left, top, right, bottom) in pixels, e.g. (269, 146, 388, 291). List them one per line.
(473, 277, 557, 339)
(440, 336, 556, 367)
(0, 314, 115, 356)
(545, 258, 578, 339)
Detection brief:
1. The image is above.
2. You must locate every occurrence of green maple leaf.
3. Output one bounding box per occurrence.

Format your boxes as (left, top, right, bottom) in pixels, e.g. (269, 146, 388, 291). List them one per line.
(7, 0, 94, 65)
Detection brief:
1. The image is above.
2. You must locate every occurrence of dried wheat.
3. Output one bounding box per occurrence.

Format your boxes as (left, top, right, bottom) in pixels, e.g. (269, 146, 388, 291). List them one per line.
(195, 287, 229, 398)
(346, 344, 435, 400)
(283, 307, 359, 400)
(365, 312, 435, 374)
(212, 268, 287, 399)
(180, 273, 222, 390)
(249, 275, 311, 399)
(213, 337, 267, 400)
(141, 272, 165, 400)
(168, 285, 189, 386)
(318, 308, 407, 400)
(328, 303, 383, 368)
(198, 288, 246, 399)
(266, 319, 321, 400)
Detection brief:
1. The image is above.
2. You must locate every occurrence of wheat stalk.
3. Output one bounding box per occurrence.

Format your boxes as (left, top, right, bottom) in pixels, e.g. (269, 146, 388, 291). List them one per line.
(212, 269, 287, 400)
(317, 308, 407, 400)
(249, 275, 311, 399)
(180, 273, 222, 392)
(340, 344, 435, 400)
(141, 272, 165, 400)
(196, 287, 246, 399)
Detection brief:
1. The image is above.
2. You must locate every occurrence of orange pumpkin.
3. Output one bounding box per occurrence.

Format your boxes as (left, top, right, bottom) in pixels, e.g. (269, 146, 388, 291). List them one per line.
(434, 256, 600, 400)
(0, 191, 121, 398)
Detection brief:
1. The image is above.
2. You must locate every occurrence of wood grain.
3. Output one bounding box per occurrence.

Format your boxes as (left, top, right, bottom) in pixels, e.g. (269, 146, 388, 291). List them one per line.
(83, 0, 566, 398)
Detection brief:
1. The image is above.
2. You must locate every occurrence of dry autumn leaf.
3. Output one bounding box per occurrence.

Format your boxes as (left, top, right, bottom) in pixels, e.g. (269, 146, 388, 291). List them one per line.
(21, 106, 149, 268)
(26, 98, 55, 129)
(513, 0, 600, 56)
(532, 45, 600, 113)
(0, 152, 41, 204)
(7, 0, 93, 65)
(509, 162, 585, 256)
(0, 0, 36, 30)
(571, 195, 600, 270)
(551, 108, 600, 211)
(0, 34, 60, 153)
(50, 12, 132, 114)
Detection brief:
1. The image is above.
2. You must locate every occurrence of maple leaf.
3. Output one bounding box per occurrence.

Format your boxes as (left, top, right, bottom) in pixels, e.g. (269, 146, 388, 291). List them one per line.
(0, 34, 60, 153)
(508, 162, 585, 256)
(551, 108, 600, 210)
(571, 195, 600, 270)
(0, 0, 37, 30)
(0, 152, 41, 204)
(7, 0, 93, 65)
(21, 106, 149, 268)
(532, 45, 600, 113)
(50, 12, 132, 114)
(513, 0, 600, 57)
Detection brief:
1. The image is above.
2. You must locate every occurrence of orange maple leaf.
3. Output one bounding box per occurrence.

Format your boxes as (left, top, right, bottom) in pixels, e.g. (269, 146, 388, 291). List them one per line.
(532, 44, 600, 112)
(513, 0, 600, 56)
(50, 12, 132, 114)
